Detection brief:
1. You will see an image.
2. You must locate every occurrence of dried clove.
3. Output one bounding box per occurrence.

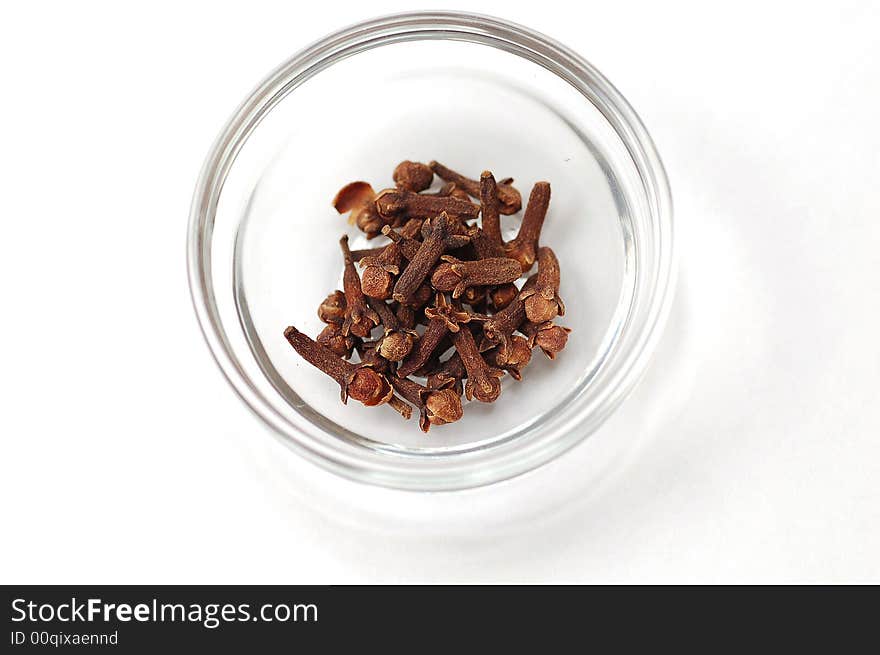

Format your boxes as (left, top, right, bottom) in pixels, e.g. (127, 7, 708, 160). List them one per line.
(333, 181, 387, 239)
(504, 182, 551, 274)
(393, 160, 433, 192)
(486, 334, 532, 381)
(430, 255, 521, 299)
(339, 235, 380, 337)
(356, 340, 392, 375)
(519, 246, 565, 323)
(406, 281, 434, 311)
(520, 321, 572, 360)
(352, 221, 420, 270)
(383, 215, 468, 259)
(469, 225, 505, 260)
(396, 294, 470, 378)
(349, 244, 387, 263)
(394, 302, 417, 330)
(367, 296, 418, 362)
(410, 332, 455, 378)
(359, 242, 402, 300)
(287, 162, 572, 433)
(317, 290, 346, 324)
(316, 322, 358, 359)
(480, 286, 528, 348)
(366, 295, 398, 330)
(391, 213, 469, 305)
(489, 282, 519, 312)
(430, 161, 522, 215)
(420, 182, 465, 199)
(426, 353, 466, 397)
(452, 322, 503, 403)
(390, 375, 463, 432)
(284, 326, 410, 418)
(461, 285, 488, 310)
(375, 188, 479, 222)
(478, 171, 504, 252)
(443, 183, 473, 202)
(380, 225, 422, 260)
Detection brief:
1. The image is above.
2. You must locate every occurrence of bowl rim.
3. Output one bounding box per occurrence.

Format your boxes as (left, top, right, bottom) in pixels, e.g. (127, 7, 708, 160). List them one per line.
(187, 10, 675, 491)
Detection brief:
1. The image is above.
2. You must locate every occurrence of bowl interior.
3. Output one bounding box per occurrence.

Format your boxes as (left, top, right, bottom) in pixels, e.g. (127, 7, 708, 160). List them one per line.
(216, 38, 636, 454)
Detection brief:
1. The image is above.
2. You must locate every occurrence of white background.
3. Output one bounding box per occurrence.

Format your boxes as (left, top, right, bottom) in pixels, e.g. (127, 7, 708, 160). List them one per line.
(2, 1, 878, 583)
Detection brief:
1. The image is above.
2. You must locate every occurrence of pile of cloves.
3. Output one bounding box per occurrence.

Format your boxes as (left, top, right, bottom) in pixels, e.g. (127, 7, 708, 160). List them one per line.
(283, 161, 571, 433)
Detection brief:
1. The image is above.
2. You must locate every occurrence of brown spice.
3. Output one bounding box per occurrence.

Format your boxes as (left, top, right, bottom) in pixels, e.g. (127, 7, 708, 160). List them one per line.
(406, 281, 434, 310)
(351, 218, 426, 262)
(391, 213, 469, 304)
(390, 375, 463, 433)
(333, 181, 387, 239)
(489, 283, 519, 312)
(430, 161, 522, 215)
(350, 215, 423, 262)
(367, 296, 418, 363)
(426, 362, 464, 398)
(480, 284, 528, 348)
(461, 285, 487, 310)
(394, 302, 417, 330)
(420, 182, 467, 200)
(486, 334, 532, 381)
(430, 255, 521, 299)
(316, 322, 357, 359)
(349, 245, 386, 263)
(284, 326, 409, 417)
(375, 188, 479, 221)
(355, 340, 391, 375)
(504, 182, 551, 273)
(520, 320, 572, 359)
(288, 162, 571, 433)
(520, 246, 565, 323)
(409, 331, 455, 378)
(452, 323, 503, 403)
(400, 217, 426, 240)
(317, 290, 346, 324)
(479, 171, 504, 251)
(429, 349, 467, 379)
(444, 183, 472, 202)
(380, 225, 422, 260)
(384, 214, 469, 253)
(339, 235, 380, 338)
(393, 161, 433, 192)
(469, 225, 505, 260)
(359, 242, 402, 300)
(396, 294, 470, 378)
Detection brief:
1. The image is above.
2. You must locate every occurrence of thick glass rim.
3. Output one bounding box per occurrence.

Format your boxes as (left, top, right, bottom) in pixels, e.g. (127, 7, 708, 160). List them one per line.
(187, 11, 675, 491)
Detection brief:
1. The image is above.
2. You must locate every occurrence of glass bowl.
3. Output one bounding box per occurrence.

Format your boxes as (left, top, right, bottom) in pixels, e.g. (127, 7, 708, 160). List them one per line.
(187, 11, 674, 491)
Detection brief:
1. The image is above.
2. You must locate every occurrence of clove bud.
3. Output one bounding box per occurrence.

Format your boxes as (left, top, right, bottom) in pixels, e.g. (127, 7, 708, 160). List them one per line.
(520, 246, 565, 323)
(316, 322, 358, 359)
(391, 213, 469, 305)
(359, 242, 402, 300)
(284, 326, 410, 418)
(287, 162, 572, 433)
(393, 161, 433, 192)
(375, 189, 479, 222)
(390, 375, 463, 433)
(317, 290, 346, 324)
(504, 182, 551, 274)
(521, 320, 572, 359)
(333, 181, 387, 239)
(430, 161, 522, 215)
(339, 235, 380, 338)
(430, 255, 521, 299)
